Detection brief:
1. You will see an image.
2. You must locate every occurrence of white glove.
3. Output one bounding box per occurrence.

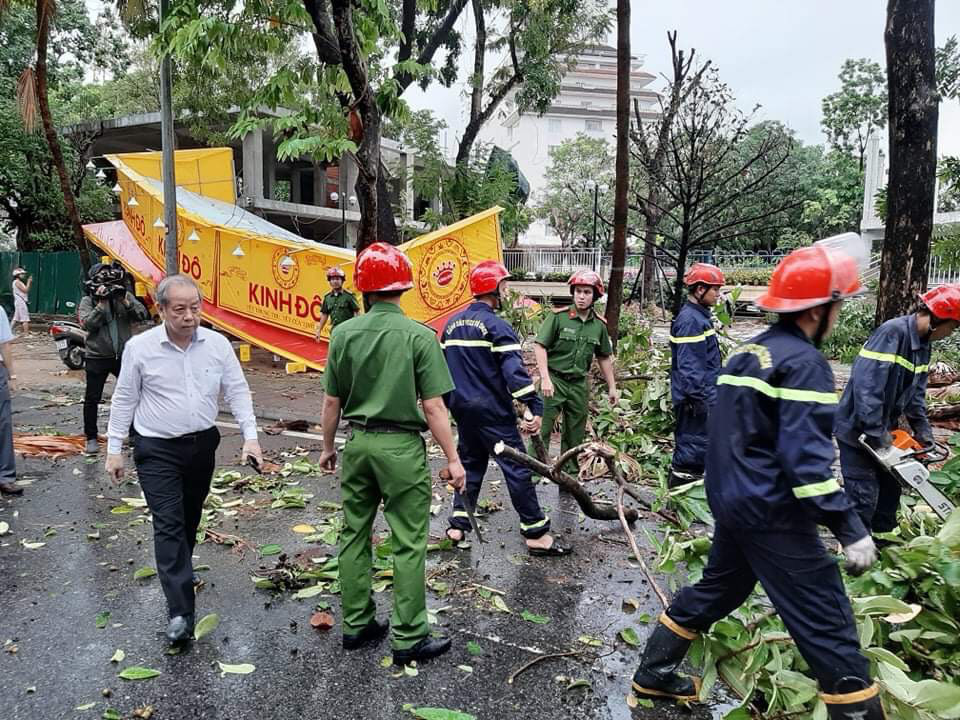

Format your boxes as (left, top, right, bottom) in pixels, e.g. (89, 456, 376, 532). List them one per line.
(843, 535, 877, 576)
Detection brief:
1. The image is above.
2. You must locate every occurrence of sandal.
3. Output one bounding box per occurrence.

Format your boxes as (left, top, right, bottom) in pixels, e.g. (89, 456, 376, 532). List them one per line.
(528, 542, 573, 557)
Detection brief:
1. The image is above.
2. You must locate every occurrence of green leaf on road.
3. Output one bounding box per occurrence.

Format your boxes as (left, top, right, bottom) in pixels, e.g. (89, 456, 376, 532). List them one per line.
(118, 666, 161, 680)
(577, 634, 603, 647)
(466, 641, 483, 656)
(194, 613, 220, 641)
(95, 611, 110, 629)
(218, 662, 256, 677)
(259, 544, 282, 557)
(75, 702, 96, 711)
(109, 649, 125, 663)
(520, 610, 550, 624)
(133, 567, 156, 580)
(618, 627, 641, 646)
(409, 708, 476, 720)
(102, 710, 122, 720)
(491, 596, 510, 613)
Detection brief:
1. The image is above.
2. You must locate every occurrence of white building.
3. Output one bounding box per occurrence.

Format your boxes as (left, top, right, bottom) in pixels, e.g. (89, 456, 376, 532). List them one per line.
(480, 44, 660, 246)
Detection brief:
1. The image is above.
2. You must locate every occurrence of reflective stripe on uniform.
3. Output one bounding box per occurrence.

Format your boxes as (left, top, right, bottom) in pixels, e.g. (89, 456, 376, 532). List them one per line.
(669, 328, 716, 344)
(511, 383, 536, 398)
(717, 374, 838, 404)
(858, 348, 929, 374)
(491, 343, 523, 353)
(452, 510, 470, 518)
(519, 518, 548, 531)
(792, 477, 841, 499)
(441, 339, 492, 350)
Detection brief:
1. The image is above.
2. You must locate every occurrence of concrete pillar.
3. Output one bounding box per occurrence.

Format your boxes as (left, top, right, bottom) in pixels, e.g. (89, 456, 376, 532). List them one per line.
(291, 169, 301, 203)
(241, 128, 264, 203)
(314, 164, 327, 207)
(402, 148, 415, 222)
(263, 133, 276, 201)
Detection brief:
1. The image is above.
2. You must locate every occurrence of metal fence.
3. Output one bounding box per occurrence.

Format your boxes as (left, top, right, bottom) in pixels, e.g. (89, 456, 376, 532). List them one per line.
(505, 246, 960, 287)
(0, 251, 88, 318)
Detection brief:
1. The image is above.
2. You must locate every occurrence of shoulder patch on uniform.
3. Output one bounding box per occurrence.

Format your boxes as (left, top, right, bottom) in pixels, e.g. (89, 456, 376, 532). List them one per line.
(728, 343, 773, 369)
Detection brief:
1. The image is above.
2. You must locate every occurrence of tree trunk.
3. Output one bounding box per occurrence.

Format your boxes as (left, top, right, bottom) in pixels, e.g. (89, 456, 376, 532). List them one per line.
(35, 0, 90, 271)
(672, 240, 689, 317)
(331, 0, 382, 251)
(876, 0, 938, 323)
(604, 0, 630, 349)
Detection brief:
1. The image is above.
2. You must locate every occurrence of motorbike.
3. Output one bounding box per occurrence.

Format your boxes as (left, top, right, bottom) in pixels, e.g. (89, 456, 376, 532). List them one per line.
(50, 313, 87, 370)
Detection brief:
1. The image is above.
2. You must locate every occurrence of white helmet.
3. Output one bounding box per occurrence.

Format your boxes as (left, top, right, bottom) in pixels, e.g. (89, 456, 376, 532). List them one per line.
(12, 268, 26, 278)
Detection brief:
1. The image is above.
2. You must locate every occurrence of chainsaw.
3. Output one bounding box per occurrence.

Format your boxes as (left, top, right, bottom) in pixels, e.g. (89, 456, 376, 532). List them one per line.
(858, 430, 956, 521)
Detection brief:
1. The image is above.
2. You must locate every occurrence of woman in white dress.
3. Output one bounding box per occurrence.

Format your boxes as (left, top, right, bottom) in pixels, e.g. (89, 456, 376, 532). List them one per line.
(11, 268, 31, 334)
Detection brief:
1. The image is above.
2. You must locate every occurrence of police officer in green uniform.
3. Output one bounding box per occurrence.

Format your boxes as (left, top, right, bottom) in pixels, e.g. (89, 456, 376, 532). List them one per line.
(319, 242, 466, 667)
(315, 267, 360, 341)
(535, 270, 618, 475)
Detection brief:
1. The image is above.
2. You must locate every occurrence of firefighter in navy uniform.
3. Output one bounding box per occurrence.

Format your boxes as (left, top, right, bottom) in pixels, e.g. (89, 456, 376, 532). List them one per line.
(668, 263, 724, 488)
(631, 240, 885, 720)
(835, 284, 960, 536)
(441, 261, 571, 556)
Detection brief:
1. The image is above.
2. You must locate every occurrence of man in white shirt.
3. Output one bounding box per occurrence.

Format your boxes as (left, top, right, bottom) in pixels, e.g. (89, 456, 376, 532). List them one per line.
(105, 274, 262, 644)
(0, 305, 21, 496)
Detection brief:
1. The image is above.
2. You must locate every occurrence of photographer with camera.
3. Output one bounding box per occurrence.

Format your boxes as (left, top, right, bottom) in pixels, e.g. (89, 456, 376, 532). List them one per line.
(79, 262, 147, 455)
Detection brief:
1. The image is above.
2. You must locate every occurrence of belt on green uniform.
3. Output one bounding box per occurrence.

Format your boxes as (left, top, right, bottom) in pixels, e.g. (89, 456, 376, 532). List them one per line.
(349, 422, 419, 434)
(550, 370, 586, 382)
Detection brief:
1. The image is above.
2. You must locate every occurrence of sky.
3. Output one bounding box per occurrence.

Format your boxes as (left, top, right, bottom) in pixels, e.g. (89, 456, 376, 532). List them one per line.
(404, 0, 960, 159)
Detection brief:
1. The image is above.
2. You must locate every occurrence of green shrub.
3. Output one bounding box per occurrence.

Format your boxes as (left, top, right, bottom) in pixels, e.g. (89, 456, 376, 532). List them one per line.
(722, 267, 774, 286)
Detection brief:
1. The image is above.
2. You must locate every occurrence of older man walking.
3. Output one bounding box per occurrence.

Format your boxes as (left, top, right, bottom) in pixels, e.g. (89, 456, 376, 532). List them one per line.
(106, 274, 262, 644)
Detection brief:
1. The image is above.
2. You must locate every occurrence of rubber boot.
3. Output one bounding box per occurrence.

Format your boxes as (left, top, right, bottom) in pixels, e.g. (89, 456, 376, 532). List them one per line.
(668, 467, 703, 490)
(631, 613, 700, 702)
(822, 680, 886, 719)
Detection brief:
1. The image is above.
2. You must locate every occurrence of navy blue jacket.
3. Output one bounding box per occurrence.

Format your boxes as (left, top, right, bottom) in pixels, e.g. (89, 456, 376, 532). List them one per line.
(706, 321, 867, 546)
(670, 301, 722, 407)
(835, 314, 931, 446)
(441, 302, 543, 425)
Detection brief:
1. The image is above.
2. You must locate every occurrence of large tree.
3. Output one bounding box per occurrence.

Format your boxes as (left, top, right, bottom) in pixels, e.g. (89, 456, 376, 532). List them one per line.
(455, 0, 609, 165)
(604, 0, 628, 344)
(876, 0, 939, 323)
(628, 31, 711, 304)
(633, 68, 800, 316)
(6, 0, 98, 267)
(821, 58, 887, 171)
(533, 134, 614, 248)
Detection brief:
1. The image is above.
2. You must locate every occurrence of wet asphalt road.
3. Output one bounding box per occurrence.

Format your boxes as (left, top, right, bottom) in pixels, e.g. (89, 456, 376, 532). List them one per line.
(0, 388, 730, 720)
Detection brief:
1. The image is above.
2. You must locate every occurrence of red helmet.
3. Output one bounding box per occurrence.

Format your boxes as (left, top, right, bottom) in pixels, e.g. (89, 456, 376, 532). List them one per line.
(354, 243, 414, 293)
(684, 263, 725, 287)
(568, 269, 604, 297)
(326, 267, 346, 280)
(755, 245, 862, 313)
(470, 260, 509, 296)
(920, 285, 960, 323)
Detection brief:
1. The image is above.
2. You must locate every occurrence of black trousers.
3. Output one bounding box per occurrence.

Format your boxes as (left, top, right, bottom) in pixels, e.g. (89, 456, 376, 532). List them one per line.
(838, 439, 901, 534)
(84, 357, 122, 440)
(133, 427, 220, 617)
(666, 524, 869, 694)
(449, 420, 549, 539)
(671, 400, 709, 473)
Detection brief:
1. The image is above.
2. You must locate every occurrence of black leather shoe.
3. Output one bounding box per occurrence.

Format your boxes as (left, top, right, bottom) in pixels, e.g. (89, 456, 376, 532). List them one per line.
(0, 481, 23, 495)
(392, 636, 451, 666)
(342, 618, 389, 649)
(165, 614, 195, 645)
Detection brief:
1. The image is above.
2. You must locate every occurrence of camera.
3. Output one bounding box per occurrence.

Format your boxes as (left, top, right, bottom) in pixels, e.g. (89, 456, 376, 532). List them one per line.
(85, 263, 128, 299)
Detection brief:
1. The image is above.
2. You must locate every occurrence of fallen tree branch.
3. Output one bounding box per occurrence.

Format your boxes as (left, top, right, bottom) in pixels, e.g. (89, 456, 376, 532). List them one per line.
(494, 441, 638, 522)
(602, 452, 671, 611)
(507, 650, 587, 685)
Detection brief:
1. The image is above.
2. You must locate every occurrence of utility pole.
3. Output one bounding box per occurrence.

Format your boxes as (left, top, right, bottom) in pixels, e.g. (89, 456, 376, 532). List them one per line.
(159, 0, 179, 276)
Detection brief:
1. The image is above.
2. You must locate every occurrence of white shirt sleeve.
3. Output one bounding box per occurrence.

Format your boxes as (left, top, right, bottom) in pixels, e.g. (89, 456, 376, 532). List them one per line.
(219, 338, 258, 441)
(0, 308, 14, 344)
(106, 341, 142, 454)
